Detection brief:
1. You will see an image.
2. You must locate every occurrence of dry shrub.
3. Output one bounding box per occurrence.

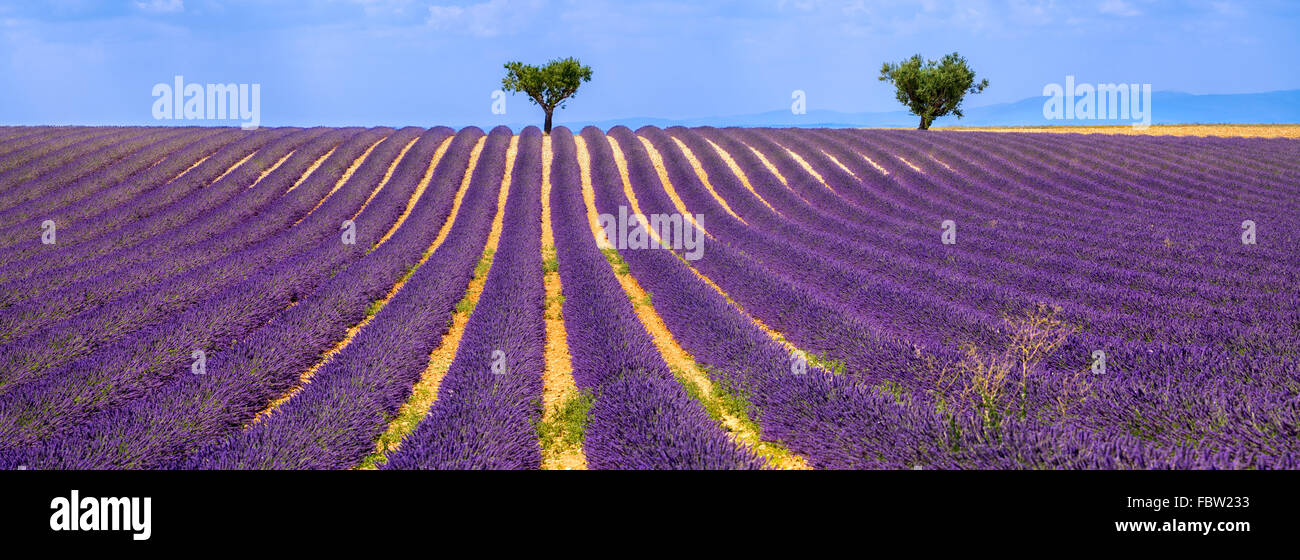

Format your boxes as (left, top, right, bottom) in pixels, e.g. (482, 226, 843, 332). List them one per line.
(940, 304, 1091, 427)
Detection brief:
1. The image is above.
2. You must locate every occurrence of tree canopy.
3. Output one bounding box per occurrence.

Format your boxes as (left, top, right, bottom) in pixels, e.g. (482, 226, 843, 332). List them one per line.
(501, 57, 593, 133)
(879, 52, 989, 130)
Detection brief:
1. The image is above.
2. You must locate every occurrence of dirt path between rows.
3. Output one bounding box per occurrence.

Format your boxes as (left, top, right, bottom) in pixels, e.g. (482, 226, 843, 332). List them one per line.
(577, 134, 810, 470)
(539, 134, 588, 471)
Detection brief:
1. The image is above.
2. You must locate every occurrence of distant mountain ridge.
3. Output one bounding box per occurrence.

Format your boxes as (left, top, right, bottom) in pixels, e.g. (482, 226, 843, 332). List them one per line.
(536, 89, 1300, 131)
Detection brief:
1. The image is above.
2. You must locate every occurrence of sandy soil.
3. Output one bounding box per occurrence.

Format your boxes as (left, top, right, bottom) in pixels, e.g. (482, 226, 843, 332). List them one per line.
(352, 137, 419, 218)
(539, 134, 588, 471)
(376, 137, 453, 246)
(821, 150, 862, 179)
(589, 135, 811, 470)
(212, 150, 258, 185)
(644, 136, 745, 224)
(285, 148, 335, 193)
(894, 155, 923, 173)
(248, 150, 295, 190)
(700, 137, 781, 214)
(779, 144, 842, 192)
(737, 140, 818, 208)
(170, 154, 212, 182)
(249, 136, 450, 426)
(293, 137, 383, 226)
(367, 136, 515, 463)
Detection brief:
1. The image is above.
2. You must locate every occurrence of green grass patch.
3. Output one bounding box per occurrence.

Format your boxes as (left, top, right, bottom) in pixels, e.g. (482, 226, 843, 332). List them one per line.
(545, 294, 566, 320)
(396, 262, 419, 285)
(474, 249, 495, 277)
(535, 389, 595, 451)
(877, 379, 908, 403)
(806, 352, 847, 375)
(772, 335, 844, 375)
(601, 248, 629, 275)
(356, 368, 445, 469)
(673, 370, 722, 423)
(452, 250, 496, 317)
(543, 245, 559, 273)
(697, 362, 805, 467)
(697, 363, 761, 429)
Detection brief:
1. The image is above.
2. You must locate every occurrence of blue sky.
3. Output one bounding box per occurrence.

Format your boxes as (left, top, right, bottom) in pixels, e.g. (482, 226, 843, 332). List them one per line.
(1, 0, 1297, 127)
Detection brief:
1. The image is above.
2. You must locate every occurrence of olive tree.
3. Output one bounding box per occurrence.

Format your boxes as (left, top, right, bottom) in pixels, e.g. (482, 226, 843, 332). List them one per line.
(879, 52, 989, 130)
(501, 57, 593, 133)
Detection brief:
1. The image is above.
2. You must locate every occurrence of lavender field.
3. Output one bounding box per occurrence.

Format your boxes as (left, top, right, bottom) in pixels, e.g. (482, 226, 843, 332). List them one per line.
(0, 125, 1297, 470)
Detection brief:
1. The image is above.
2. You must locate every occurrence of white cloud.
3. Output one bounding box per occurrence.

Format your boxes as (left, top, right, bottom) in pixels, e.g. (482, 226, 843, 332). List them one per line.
(344, 0, 418, 17)
(426, 0, 545, 37)
(1098, 0, 1140, 17)
(1008, 0, 1057, 25)
(834, 0, 996, 37)
(1209, 1, 1245, 18)
(778, 0, 823, 12)
(427, 5, 465, 23)
(134, 0, 184, 13)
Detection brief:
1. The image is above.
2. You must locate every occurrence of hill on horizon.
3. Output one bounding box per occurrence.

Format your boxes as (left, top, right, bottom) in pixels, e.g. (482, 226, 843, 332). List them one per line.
(525, 89, 1300, 132)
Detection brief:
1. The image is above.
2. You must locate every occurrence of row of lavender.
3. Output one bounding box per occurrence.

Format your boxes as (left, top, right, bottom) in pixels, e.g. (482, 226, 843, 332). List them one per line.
(0, 127, 481, 469)
(0, 126, 763, 470)
(375, 122, 1297, 469)
(766, 128, 1299, 455)
(733, 126, 1289, 407)
(606, 125, 1298, 467)
(0, 126, 423, 448)
(720, 127, 1296, 355)
(382, 128, 547, 469)
(2, 125, 1296, 469)
(178, 126, 511, 469)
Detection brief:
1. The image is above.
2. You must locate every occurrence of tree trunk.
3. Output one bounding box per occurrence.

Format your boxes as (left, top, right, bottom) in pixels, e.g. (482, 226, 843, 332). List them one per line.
(544, 110, 553, 134)
(918, 115, 931, 130)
